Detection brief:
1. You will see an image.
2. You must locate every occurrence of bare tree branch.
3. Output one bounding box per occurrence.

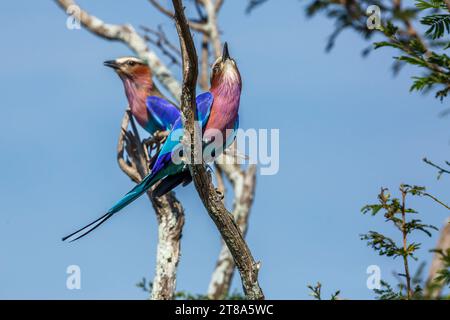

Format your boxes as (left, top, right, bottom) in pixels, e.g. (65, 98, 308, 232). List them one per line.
(423, 157, 450, 179)
(117, 110, 141, 183)
(423, 192, 450, 211)
(56, 0, 259, 299)
(199, 34, 210, 91)
(172, 0, 264, 300)
(141, 25, 182, 67)
(215, 0, 225, 12)
(55, 0, 186, 299)
(148, 0, 207, 32)
(127, 115, 185, 300)
(150, 192, 185, 299)
(116, 110, 185, 300)
(208, 161, 257, 299)
(194, 0, 208, 22)
(189, 0, 259, 299)
(201, 0, 222, 58)
(214, 163, 226, 203)
(149, 0, 222, 57)
(246, 0, 268, 15)
(55, 0, 182, 100)
(149, 0, 176, 17)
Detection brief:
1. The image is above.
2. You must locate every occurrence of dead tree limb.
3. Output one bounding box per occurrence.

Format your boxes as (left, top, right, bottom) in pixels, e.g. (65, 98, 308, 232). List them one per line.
(56, 0, 181, 100)
(148, 0, 207, 32)
(175, 0, 259, 299)
(140, 25, 182, 67)
(207, 160, 257, 298)
(56, 0, 260, 299)
(55, 0, 185, 299)
(172, 0, 264, 300)
(117, 110, 185, 300)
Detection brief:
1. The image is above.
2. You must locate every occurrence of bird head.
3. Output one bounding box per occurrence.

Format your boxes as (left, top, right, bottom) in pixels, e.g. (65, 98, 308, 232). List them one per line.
(104, 57, 151, 81)
(210, 42, 242, 90)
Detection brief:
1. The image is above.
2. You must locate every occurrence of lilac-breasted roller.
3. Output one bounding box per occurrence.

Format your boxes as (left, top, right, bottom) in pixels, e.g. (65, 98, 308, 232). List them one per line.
(103, 57, 180, 134)
(63, 43, 241, 242)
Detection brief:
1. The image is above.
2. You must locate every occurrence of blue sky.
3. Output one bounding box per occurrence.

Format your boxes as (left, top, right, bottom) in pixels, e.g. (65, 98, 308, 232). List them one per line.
(0, 0, 449, 299)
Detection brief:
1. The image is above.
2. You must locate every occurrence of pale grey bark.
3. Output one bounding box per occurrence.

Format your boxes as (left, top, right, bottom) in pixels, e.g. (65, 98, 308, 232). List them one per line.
(56, 0, 260, 300)
(117, 110, 185, 300)
(56, 0, 182, 100)
(207, 159, 257, 299)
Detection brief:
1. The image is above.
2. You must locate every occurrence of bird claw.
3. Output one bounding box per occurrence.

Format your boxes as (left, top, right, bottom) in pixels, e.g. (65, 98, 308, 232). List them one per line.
(215, 188, 224, 200)
(142, 137, 152, 146)
(205, 164, 213, 173)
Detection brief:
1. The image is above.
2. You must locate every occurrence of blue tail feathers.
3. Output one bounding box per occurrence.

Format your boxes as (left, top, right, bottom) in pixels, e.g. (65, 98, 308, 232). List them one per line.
(62, 172, 157, 242)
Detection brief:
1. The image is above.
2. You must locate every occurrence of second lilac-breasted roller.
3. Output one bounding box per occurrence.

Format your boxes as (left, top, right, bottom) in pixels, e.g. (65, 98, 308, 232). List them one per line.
(103, 57, 180, 134)
(63, 43, 241, 242)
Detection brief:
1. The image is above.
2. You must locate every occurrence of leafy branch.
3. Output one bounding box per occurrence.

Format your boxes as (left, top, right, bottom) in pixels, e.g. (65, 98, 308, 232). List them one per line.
(360, 184, 444, 299)
(293, 0, 450, 100)
(307, 282, 341, 300)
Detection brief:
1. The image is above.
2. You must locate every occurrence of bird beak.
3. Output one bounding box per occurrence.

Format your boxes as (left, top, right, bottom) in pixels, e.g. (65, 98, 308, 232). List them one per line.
(103, 60, 119, 70)
(222, 42, 230, 61)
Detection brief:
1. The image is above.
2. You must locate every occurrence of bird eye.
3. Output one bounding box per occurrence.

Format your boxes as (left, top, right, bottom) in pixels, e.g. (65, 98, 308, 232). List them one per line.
(127, 60, 136, 66)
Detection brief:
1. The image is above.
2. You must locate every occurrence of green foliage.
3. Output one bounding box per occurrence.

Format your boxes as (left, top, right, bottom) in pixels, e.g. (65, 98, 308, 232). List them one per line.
(250, 0, 450, 100)
(250, 0, 450, 99)
(373, 263, 429, 299)
(422, 14, 450, 39)
(361, 186, 426, 298)
(373, 280, 404, 300)
(415, 0, 447, 10)
(373, 41, 403, 50)
(361, 186, 438, 250)
(296, 0, 450, 100)
(431, 248, 450, 286)
(377, 3, 450, 100)
(383, 21, 400, 37)
(136, 277, 153, 294)
(307, 282, 341, 300)
(361, 184, 450, 299)
(174, 290, 245, 300)
(173, 291, 209, 300)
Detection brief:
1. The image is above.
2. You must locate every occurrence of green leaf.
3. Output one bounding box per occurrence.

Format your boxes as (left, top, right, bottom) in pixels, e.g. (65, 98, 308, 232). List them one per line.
(421, 14, 450, 39)
(396, 55, 428, 67)
(382, 22, 399, 37)
(415, 0, 446, 10)
(373, 41, 404, 50)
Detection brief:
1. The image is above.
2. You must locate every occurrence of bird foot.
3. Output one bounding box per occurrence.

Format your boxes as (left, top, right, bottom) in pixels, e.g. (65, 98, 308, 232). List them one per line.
(205, 164, 214, 173)
(215, 188, 224, 200)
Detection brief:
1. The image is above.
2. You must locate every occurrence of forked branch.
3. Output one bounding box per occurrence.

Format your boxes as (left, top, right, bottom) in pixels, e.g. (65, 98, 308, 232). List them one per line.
(117, 110, 185, 300)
